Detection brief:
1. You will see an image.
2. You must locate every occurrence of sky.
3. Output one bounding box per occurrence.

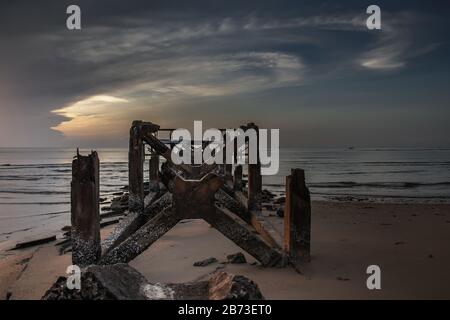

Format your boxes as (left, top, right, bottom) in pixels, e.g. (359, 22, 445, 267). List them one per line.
(0, 0, 449, 148)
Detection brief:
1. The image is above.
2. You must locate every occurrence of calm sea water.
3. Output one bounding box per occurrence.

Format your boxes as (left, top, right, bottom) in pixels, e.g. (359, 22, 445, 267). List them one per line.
(1, 147, 450, 247)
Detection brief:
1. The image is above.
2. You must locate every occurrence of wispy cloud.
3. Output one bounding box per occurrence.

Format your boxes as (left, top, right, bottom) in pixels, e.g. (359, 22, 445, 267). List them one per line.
(359, 12, 437, 70)
(45, 10, 439, 138)
(50, 52, 305, 137)
(360, 39, 407, 70)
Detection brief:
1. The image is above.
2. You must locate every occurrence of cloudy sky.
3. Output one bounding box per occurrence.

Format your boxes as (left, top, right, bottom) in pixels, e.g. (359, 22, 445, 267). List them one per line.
(0, 0, 449, 147)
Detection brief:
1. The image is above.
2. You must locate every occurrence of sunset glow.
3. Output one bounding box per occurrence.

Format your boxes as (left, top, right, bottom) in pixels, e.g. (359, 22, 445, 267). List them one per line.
(51, 95, 130, 137)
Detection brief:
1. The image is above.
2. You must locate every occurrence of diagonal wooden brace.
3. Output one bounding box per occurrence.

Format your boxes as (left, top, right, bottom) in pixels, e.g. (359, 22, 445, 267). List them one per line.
(172, 174, 283, 266)
(204, 207, 284, 267)
(233, 190, 281, 249)
(101, 192, 172, 255)
(99, 206, 180, 265)
(215, 188, 251, 223)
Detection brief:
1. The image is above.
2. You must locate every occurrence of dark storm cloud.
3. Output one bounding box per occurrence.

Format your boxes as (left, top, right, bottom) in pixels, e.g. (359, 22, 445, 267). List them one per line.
(0, 0, 449, 146)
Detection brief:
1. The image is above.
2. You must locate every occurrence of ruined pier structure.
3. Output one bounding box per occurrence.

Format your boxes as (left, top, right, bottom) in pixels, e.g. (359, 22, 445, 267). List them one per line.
(71, 121, 311, 269)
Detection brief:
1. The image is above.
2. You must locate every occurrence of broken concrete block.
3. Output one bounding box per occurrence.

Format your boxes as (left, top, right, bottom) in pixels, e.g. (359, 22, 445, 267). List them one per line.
(208, 272, 264, 300)
(193, 257, 218, 267)
(42, 265, 264, 300)
(43, 264, 151, 300)
(226, 252, 247, 264)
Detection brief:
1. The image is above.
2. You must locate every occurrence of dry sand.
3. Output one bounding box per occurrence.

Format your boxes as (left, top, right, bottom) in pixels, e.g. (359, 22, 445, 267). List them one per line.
(1, 201, 450, 300)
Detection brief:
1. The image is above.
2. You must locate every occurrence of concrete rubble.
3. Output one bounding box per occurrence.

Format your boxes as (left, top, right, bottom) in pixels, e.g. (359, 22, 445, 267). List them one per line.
(42, 264, 264, 300)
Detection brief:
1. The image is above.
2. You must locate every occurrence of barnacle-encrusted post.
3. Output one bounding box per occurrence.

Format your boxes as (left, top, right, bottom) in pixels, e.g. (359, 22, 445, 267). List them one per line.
(129, 121, 144, 212)
(284, 168, 311, 265)
(246, 123, 262, 213)
(71, 150, 101, 267)
(233, 165, 243, 191)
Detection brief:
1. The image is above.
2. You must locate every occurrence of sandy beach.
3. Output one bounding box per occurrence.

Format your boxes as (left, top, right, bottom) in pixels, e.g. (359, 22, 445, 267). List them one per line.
(1, 200, 449, 300)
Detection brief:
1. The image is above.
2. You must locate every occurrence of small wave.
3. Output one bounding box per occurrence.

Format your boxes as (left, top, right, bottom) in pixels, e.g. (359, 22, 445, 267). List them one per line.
(0, 210, 70, 220)
(368, 148, 450, 152)
(0, 190, 70, 195)
(0, 162, 128, 171)
(309, 181, 450, 189)
(101, 162, 127, 166)
(0, 163, 71, 169)
(279, 160, 450, 166)
(51, 169, 71, 173)
(264, 183, 285, 187)
(0, 175, 43, 181)
(331, 170, 425, 175)
(101, 169, 128, 173)
(0, 201, 70, 205)
(314, 191, 450, 200)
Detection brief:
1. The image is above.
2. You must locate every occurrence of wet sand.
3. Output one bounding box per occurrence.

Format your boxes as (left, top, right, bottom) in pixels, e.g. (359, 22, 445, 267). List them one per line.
(1, 201, 450, 300)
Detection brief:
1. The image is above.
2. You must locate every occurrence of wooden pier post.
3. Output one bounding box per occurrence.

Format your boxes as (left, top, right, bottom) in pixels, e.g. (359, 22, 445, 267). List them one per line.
(129, 121, 144, 212)
(149, 154, 159, 181)
(247, 123, 262, 212)
(233, 165, 243, 191)
(223, 131, 232, 180)
(71, 150, 101, 267)
(284, 169, 311, 265)
(248, 163, 262, 211)
(225, 164, 233, 180)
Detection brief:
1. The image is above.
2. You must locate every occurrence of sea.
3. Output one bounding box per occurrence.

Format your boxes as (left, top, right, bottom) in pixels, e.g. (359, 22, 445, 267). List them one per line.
(1, 147, 450, 249)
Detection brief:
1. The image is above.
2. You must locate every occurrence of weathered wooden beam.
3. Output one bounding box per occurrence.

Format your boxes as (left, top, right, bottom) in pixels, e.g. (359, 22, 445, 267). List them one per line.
(284, 169, 311, 264)
(233, 165, 243, 191)
(149, 154, 159, 182)
(246, 122, 262, 213)
(101, 192, 172, 255)
(204, 207, 284, 267)
(172, 174, 223, 219)
(141, 130, 172, 162)
(234, 190, 248, 210)
(225, 164, 233, 180)
(222, 133, 233, 181)
(249, 213, 281, 249)
(141, 131, 196, 176)
(229, 190, 281, 249)
(221, 123, 281, 252)
(99, 206, 179, 265)
(129, 121, 144, 212)
(143, 191, 173, 216)
(215, 188, 251, 223)
(140, 121, 160, 134)
(247, 163, 262, 212)
(71, 150, 101, 267)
